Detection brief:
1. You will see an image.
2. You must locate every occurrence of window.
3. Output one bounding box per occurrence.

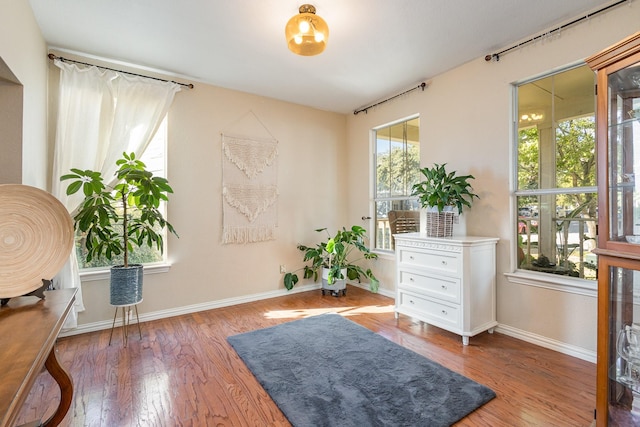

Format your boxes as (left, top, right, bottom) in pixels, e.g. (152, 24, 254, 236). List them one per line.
(373, 116, 420, 251)
(514, 65, 597, 280)
(76, 117, 169, 269)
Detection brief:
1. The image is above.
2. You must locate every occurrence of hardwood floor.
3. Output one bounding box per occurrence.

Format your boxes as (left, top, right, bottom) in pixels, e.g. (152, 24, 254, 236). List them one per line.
(16, 286, 596, 426)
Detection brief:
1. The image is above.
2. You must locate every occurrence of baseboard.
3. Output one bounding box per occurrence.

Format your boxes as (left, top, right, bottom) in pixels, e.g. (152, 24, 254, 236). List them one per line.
(495, 324, 596, 363)
(348, 281, 396, 298)
(61, 282, 322, 337)
(63, 281, 394, 337)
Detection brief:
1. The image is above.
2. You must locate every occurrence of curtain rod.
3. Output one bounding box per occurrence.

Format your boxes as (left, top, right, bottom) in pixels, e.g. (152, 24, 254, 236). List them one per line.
(485, 0, 629, 62)
(47, 53, 194, 89)
(353, 82, 428, 115)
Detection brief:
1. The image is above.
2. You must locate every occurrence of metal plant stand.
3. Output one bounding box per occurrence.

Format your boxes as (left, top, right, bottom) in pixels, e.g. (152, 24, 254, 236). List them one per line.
(108, 302, 142, 347)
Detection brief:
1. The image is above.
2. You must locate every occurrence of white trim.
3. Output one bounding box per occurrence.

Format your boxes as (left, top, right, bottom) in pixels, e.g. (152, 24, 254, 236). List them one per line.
(504, 271, 597, 298)
(495, 323, 596, 363)
(79, 263, 172, 282)
(61, 281, 395, 337)
(348, 280, 395, 299)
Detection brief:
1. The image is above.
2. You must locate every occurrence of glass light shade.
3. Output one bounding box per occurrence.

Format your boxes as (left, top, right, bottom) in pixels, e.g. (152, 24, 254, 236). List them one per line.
(285, 4, 329, 56)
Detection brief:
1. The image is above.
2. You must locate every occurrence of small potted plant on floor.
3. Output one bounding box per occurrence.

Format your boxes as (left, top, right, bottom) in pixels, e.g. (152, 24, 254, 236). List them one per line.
(411, 163, 479, 237)
(283, 225, 378, 296)
(61, 152, 178, 306)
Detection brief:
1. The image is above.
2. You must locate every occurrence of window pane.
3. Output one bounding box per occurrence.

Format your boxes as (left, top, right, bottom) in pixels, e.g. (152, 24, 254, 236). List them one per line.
(517, 193, 597, 280)
(517, 66, 596, 191)
(555, 117, 596, 188)
(375, 200, 392, 251)
(374, 199, 420, 251)
(376, 131, 391, 198)
(373, 117, 420, 251)
(76, 117, 168, 269)
(375, 120, 421, 198)
(518, 127, 540, 190)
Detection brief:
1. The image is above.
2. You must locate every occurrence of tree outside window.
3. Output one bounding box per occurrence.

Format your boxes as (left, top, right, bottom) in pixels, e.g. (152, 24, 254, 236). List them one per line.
(373, 117, 420, 250)
(515, 65, 597, 280)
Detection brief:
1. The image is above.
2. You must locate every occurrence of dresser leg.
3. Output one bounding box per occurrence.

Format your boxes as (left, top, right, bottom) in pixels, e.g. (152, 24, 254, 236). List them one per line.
(462, 336, 469, 346)
(42, 345, 73, 426)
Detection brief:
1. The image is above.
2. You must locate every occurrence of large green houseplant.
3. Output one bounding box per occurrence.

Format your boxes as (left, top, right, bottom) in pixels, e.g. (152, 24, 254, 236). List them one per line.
(283, 225, 378, 296)
(61, 152, 178, 305)
(411, 163, 479, 237)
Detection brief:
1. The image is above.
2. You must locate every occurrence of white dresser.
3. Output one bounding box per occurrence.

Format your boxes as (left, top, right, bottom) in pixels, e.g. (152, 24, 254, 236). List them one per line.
(394, 233, 499, 345)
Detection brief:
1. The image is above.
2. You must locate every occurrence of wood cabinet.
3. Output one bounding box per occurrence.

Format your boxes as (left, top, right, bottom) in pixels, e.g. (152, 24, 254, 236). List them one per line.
(393, 233, 498, 345)
(586, 31, 640, 426)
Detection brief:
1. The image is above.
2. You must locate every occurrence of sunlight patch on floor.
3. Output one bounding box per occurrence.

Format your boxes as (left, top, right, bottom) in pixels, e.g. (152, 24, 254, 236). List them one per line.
(264, 304, 394, 320)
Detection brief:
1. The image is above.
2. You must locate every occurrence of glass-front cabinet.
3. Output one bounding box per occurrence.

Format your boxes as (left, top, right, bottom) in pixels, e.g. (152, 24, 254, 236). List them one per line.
(587, 32, 640, 426)
(597, 257, 640, 425)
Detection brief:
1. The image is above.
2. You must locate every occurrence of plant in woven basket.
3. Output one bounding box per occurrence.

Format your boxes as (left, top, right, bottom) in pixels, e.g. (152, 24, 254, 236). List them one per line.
(411, 163, 479, 236)
(61, 152, 178, 268)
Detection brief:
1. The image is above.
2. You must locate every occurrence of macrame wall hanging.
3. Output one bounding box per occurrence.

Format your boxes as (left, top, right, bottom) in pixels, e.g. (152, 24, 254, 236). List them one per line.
(221, 111, 278, 244)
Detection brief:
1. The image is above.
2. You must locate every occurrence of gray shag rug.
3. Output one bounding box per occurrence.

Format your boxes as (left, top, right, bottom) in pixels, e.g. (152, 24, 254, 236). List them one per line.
(227, 313, 495, 427)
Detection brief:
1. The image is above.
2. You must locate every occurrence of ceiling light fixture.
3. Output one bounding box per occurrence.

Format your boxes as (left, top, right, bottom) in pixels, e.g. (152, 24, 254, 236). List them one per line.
(285, 4, 329, 56)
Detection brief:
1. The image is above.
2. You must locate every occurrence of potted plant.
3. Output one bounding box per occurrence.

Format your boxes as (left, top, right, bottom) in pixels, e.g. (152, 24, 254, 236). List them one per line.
(283, 225, 379, 296)
(61, 152, 178, 306)
(411, 163, 479, 237)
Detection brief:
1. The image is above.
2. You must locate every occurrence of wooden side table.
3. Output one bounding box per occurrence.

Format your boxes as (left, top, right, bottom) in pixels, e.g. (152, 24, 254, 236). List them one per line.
(0, 288, 77, 427)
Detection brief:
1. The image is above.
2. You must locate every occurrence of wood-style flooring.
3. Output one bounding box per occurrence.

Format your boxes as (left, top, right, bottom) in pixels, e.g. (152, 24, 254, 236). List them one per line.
(16, 285, 596, 426)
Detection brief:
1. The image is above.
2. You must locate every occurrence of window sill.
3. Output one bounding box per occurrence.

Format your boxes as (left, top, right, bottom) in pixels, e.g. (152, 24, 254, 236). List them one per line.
(504, 270, 596, 298)
(79, 263, 172, 282)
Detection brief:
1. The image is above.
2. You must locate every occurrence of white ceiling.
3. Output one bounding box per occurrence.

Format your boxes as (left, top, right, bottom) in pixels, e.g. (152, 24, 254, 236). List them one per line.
(28, 0, 620, 114)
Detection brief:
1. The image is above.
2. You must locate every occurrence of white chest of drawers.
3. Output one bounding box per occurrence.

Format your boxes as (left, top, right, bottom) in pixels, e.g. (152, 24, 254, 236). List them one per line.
(394, 233, 499, 345)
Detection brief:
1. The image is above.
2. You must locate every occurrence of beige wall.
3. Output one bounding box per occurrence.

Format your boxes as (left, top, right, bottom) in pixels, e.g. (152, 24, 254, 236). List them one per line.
(17, 1, 640, 356)
(346, 4, 640, 355)
(0, 1, 48, 187)
(59, 71, 349, 325)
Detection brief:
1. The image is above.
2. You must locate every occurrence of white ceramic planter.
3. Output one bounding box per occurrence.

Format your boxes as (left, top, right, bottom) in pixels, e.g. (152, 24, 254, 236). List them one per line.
(322, 267, 347, 296)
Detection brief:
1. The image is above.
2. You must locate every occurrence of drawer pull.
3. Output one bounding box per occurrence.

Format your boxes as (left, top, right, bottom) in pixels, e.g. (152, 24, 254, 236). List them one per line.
(409, 277, 414, 282)
(441, 260, 447, 265)
(409, 255, 415, 260)
(441, 285, 447, 290)
(409, 299, 415, 304)
(441, 309, 448, 315)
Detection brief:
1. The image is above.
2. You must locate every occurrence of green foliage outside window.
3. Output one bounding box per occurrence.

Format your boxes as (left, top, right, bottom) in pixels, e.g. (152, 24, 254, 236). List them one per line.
(374, 117, 420, 251)
(376, 143, 421, 197)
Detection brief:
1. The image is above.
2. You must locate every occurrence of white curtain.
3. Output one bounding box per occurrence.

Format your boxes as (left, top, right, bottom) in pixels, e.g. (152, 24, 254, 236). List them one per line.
(51, 59, 181, 330)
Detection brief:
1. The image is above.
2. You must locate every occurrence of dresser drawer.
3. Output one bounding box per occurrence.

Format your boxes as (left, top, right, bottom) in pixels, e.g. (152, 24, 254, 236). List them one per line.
(398, 248, 461, 276)
(398, 270, 460, 303)
(398, 291, 461, 329)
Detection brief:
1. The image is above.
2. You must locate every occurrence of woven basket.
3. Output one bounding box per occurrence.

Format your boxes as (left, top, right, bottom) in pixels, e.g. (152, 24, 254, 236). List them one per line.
(425, 211, 455, 237)
(110, 264, 143, 306)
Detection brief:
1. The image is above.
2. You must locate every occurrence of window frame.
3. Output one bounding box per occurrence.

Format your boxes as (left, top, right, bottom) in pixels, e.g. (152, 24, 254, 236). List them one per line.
(371, 114, 420, 253)
(77, 116, 172, 279)
(507, 63, 597, 296)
